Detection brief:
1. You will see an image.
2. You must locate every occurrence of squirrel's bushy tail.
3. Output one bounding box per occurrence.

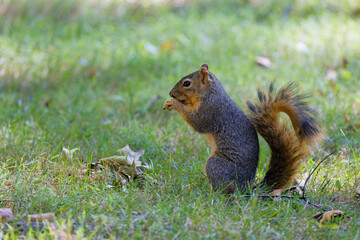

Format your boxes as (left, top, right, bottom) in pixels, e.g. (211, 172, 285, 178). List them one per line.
(246, 82, 323, 189)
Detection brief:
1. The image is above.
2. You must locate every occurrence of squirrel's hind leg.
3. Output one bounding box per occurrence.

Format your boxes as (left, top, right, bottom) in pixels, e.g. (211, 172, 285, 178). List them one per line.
(206, 156, 239, 194)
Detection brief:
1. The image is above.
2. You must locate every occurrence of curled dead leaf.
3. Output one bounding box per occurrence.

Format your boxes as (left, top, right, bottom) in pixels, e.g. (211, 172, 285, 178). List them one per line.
(117, 145, 146, 167)
(101, 156, 128, 167)
(314, 210, 344, 224)
(87, 145, 150, 189)
(62, 147, 79, 160)
(270, 189, 282, 196)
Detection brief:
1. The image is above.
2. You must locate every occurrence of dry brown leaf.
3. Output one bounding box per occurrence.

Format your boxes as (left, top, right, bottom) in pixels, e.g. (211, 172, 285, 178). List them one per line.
(117, 145, 146, 167)
(314, 210, 344, 224)
(88, 145, 149, 188)
(270, 189, 282, 196)
(28, 213, 55, 222)
(255, 56, 272, 68)
(0, 208, 14, 222)
(101, 156, 128, 167)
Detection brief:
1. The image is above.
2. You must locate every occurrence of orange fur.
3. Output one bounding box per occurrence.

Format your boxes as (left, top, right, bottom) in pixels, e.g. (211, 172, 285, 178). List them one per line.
(205, 133, 217, 156)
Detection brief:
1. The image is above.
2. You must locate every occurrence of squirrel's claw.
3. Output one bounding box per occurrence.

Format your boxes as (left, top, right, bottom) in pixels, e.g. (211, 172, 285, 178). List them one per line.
(163, 98, 180, 111)
(163, 98, 174, 111)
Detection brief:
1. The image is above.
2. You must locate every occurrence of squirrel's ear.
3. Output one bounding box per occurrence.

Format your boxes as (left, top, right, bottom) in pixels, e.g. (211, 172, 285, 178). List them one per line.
(201, 64, 209, 71)
(199, 63, 210, 85)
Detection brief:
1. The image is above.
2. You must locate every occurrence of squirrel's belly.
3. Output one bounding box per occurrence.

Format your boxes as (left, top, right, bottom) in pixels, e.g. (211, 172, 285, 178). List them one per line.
(205, 133, 217, 156)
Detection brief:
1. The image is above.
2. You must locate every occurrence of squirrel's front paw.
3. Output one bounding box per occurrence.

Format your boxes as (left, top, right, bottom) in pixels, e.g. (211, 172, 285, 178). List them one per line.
(163, 98, 179, 111)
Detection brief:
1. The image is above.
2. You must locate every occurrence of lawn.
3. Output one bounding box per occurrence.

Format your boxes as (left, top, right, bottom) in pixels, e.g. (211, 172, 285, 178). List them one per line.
(0, 0, 359, 238)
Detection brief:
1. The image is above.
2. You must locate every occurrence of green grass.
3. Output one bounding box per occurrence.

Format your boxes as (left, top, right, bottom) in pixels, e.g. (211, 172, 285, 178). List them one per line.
(0, 0, 359, 238)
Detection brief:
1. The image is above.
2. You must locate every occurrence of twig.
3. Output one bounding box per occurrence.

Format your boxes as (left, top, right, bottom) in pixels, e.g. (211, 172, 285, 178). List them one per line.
(238, 150, 337, 212)
(238, 194, 296, 199)
(300, 198, 328, 211)
(302, 150, 337, 199)
(238, 194, 330, 211)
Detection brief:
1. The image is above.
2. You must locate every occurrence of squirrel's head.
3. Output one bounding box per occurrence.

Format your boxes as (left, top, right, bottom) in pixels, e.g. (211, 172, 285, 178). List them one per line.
(169, 64, 213, 106)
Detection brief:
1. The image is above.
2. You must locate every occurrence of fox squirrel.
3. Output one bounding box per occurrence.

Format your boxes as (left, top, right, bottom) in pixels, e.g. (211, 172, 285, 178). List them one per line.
(163, 64, 323, 193)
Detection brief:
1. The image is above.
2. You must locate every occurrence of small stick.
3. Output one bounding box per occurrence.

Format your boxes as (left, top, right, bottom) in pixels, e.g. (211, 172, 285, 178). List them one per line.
(238, 150, 337, 211)
(302, 150, 337, 199)
(238, 195, 295, 199)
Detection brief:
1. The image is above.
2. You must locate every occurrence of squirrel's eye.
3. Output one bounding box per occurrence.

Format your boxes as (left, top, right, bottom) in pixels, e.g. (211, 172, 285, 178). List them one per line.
(183, 81, 191, 87)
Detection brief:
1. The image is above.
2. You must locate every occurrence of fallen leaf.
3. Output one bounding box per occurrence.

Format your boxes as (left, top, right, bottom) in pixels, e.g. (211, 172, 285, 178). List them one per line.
(100, 156, 128, 167)
(0, 208, 14, 223)
(87, 145, 150, 188)
(344, 115, 350, 123)
(314, 210, 344, 224)
(270, 189, 282, 196)
(255, 56, 272, 68)
(117, 145, 146, 167)
(28, 213, 55, 222)
(89, 162, 105, 171)
(62, 147, 79, 160)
